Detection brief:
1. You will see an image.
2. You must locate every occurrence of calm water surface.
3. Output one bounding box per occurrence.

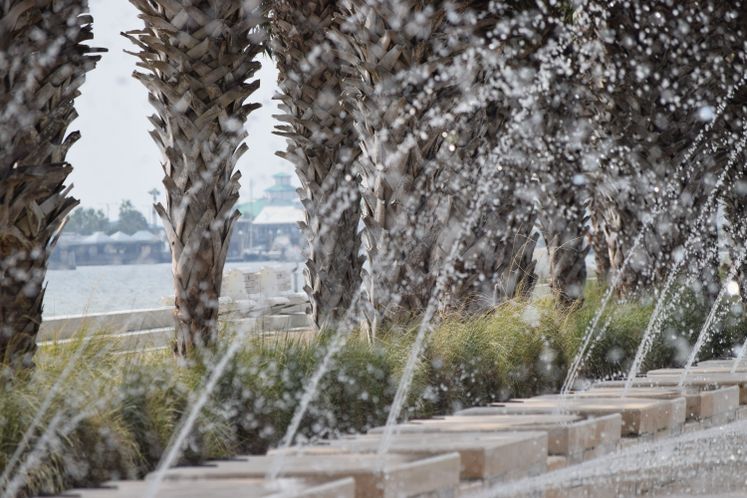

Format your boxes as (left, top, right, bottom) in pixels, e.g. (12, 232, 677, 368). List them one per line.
(43, 252, 596, 317)
(44, 262, 302, 317)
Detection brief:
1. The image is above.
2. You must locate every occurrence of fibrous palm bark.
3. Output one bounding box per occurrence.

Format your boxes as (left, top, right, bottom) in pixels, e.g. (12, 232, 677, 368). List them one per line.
(333, 0, 546, 322)
(447, 3, 589, 309)
(725, 192, 747, 302)
(436, 5, 544, 311)
(331, 0, 455, 323)
(439, 102, 540, 311)
(125, 0, 263, 354)
(587, 194, 611, 284)
(271, 0, 363, 329)
(0, 0, 101, 368)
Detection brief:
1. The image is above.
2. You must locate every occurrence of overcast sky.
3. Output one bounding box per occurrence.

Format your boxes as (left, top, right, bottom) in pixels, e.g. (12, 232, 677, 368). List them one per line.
(66, 0, 292, 220)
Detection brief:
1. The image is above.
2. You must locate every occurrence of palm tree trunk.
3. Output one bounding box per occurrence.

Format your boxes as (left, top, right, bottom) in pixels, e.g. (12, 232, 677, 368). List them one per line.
(125, 0, 263, 354)
(435, 41, 541, 311)
(722, 85, 747, 302)
(536, 73, 593, 308)
(335, 1, 546, 320)
(331, 0, 454, 323)
(0, 0, 101, 368)
(452, 2, 609, 311)
(442, 136, 540, 310)
(541, 204, 589, 307)
(270, 0, 363, 329)
(588, 197, 611, 284)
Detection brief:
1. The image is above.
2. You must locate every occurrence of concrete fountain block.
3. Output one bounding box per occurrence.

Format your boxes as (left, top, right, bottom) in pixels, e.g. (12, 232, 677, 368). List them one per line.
(585, 385, 739, 422)
(599, 373, 747, 405)
(149, 453, 460, 498)
(696, 359, 747, 370)
(648, 365, 747, 375)
(697, 359, 736, 365)
(663, 494, 747, 498)
(269, 431, 548, 482)
(695, 386, 740, 422)
(369, 413, 619, 463)
(462, 395, 684, 437)
(46, 477, 356, 498)
(547, 456, 568, 471)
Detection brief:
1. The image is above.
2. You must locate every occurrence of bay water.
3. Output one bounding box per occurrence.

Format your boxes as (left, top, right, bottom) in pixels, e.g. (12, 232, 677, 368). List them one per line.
(43, 262, 302, 317)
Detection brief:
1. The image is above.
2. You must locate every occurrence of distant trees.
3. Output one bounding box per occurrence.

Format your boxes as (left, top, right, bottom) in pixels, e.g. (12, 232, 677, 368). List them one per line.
(116, 200, 149, 235)
(65, 208, 109, 235)
(64, 201, 149, 235)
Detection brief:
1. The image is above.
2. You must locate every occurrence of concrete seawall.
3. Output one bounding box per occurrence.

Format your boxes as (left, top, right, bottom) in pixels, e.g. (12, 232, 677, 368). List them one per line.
(38, 294, 312, 352)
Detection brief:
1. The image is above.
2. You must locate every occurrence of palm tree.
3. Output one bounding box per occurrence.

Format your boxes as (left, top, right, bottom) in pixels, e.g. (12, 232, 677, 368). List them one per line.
(333, 0, 542, 318)
(721, 87, 747, 301)
(0, 0, 102, 368)
(538, 168, 590, 308)
(270, 0, 363, 329)
(330, 0, 455, 324)
(725, 184, 747, 301)
(447, 2, 590, 310)
(331, 0, 544, 323)
(125, 0, 264, 354)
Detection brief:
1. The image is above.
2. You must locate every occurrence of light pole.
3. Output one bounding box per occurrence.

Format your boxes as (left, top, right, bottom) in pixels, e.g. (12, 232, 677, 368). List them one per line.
(148, 188, 160, 228)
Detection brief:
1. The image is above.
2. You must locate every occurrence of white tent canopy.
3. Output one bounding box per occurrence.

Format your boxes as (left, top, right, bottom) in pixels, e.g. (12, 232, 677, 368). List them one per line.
(251, 206, 304, 225)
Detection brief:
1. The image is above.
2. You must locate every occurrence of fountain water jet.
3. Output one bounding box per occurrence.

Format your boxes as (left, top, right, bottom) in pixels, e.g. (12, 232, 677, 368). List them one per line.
(1, 362, 125, 498)
(561, 233, 645, 394)
(464, 417, 747, 498)
(732, 337, 747, 374)
(268, 8, 516, 474)
(375, 143, 512, 460)
(561, 73, 747, 395)
(265, 288, 364, 481)
(143, 327, 254, 498)
(0, 326, 123, 492)
(678, 247, 747, 386)
(623, 121, 747, 394)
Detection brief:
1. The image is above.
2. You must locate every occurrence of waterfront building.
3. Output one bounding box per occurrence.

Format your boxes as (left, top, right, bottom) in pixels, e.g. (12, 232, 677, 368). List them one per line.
(50, 229, 168, 268)
(232, 172, 304, 261)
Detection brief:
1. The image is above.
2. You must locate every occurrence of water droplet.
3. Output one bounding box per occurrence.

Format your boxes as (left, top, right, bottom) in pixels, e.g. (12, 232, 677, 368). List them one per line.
(697, 106, 715, 122)
(727, 280, 740, 297)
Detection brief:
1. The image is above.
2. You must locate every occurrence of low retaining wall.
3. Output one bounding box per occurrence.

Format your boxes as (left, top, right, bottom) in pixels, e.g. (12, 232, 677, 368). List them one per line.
(38, 294, 312, 351)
